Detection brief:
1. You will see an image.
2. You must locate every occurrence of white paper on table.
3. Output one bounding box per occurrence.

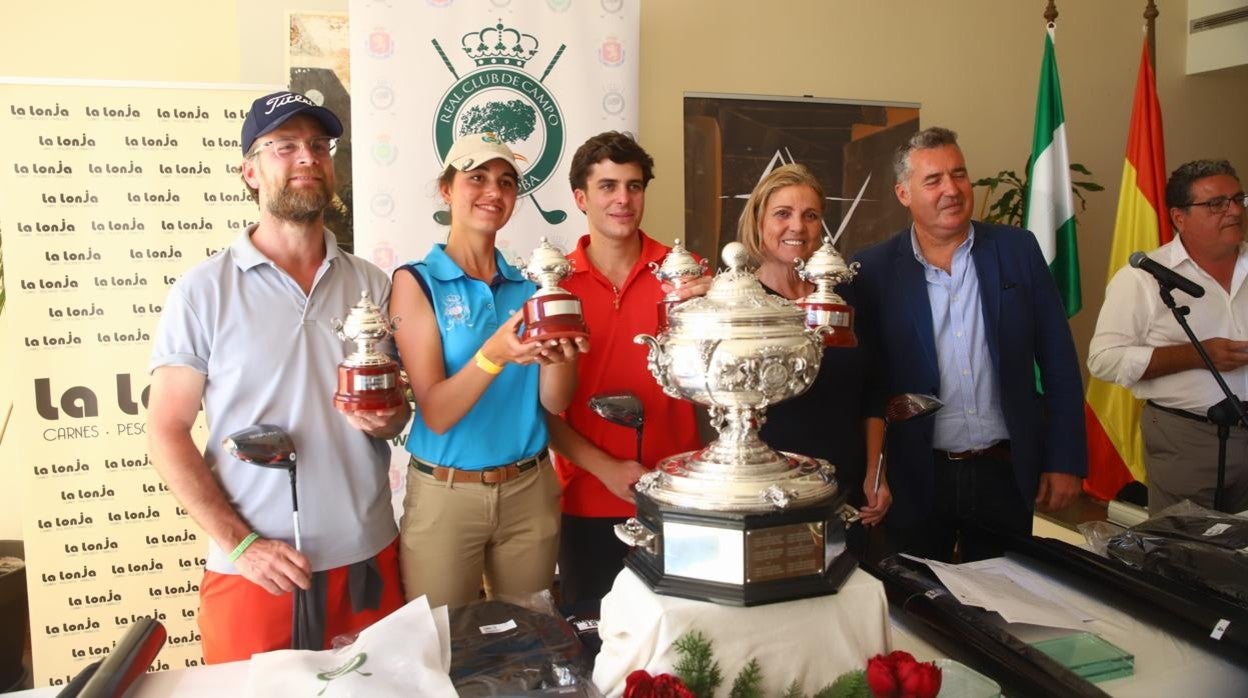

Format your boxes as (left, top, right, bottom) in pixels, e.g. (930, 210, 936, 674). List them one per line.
(244, 595, 457, 697)
(901, 555, 1093, 630)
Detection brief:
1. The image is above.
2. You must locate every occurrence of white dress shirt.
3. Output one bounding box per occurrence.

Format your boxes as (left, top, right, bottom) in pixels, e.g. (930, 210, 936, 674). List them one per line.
(1087, 237, 1248, 412)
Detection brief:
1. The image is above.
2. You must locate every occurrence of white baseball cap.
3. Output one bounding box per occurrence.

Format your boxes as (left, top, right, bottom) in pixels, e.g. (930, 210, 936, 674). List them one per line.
(443, 132, 521, 173)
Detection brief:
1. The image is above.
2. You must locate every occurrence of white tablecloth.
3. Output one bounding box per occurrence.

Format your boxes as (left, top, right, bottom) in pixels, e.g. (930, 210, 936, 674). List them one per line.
(592, 567, 890, 697)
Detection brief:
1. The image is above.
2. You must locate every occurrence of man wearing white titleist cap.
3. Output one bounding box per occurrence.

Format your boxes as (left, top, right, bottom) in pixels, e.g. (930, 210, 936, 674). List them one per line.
(1089, 159, 1248, 514)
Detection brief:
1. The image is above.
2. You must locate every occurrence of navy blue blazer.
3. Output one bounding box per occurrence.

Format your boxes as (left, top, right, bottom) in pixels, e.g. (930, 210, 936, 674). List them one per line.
(850, 222, 1087, 528)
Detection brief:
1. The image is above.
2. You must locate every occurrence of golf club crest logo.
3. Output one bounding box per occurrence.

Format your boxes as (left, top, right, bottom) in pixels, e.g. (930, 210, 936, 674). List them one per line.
(431, 20, 567, 225)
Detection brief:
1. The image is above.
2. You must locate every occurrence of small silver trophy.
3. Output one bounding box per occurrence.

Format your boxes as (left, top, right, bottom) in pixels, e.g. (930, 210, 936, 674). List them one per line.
(650, 238, 707, 328)
(332, 292, 404, 411)
(794, 235, 859, 347)
(520, 237, 587, 342)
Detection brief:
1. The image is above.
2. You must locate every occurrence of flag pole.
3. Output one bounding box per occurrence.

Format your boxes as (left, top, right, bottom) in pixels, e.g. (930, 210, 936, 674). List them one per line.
(1144, 1, 1158, 69)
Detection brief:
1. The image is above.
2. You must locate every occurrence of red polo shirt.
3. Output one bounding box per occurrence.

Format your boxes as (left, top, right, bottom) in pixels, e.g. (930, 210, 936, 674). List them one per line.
(554, 231, 703, 518)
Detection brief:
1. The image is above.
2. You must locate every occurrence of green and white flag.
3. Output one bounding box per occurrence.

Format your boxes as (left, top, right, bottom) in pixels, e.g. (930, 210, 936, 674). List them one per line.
(1024, 26, 1082, 317)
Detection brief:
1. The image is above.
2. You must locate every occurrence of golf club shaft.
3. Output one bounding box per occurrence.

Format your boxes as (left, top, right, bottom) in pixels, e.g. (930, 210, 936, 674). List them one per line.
(292, 512, 301, 552)
(635, 427, 644, 464)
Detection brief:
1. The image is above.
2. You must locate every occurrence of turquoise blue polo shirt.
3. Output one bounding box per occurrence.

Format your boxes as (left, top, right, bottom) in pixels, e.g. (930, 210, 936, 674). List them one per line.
(400, 244, 548, 469)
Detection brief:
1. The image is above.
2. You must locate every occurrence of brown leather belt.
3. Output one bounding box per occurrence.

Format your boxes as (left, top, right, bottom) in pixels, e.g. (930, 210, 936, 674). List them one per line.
(936, 441, 1011, 462)
(409, 452, 547, 484)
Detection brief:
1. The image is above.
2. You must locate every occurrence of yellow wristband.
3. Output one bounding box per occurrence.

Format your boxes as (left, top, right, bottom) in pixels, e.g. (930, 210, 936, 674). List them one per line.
(228, 532, 259, 562)
(474, 350, 503, 375)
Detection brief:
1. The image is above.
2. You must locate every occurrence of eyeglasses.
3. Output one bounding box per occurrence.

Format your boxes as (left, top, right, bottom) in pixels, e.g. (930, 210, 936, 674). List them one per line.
(1182, 192, 1248, 214)
(250, 136, 338, 160)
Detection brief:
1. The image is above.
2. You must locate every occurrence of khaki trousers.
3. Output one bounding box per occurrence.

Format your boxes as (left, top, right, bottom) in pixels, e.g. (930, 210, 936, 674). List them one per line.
(1142, 402, 1248, 515)
(398, 458, 561, 609)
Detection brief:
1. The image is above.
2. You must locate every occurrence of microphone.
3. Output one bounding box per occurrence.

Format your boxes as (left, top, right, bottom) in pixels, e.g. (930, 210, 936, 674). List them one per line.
(1129, 251, 1205, 298)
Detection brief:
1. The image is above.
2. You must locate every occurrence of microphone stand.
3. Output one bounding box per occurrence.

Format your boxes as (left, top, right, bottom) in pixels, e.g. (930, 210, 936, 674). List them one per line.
(1156, 283, 1248, 511)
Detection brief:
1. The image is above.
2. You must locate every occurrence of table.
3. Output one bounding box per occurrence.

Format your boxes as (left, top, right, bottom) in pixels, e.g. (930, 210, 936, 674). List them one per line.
(593, 567, 890, 697)
(888, 553, 1248, 698)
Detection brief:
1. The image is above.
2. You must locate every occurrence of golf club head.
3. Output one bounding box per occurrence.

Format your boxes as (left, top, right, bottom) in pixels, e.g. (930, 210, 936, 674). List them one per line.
(884, 393, 944, 423)
(223, 424, 296, 469)
(588, 392, 644, 429)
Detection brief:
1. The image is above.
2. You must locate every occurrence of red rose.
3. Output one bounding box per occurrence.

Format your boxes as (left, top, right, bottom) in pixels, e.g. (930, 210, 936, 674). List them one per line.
(624, 669, 656, 698)
(866, 651, 940, 698)
(866, 653, 901, 697)
(652, 673, 696, 698)
(895, 659, 941, 698)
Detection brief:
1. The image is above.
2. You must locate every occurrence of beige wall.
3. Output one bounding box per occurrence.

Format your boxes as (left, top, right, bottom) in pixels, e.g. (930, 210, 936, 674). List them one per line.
(639, 0, 1248, 361)
(3, 0, 1247, 537)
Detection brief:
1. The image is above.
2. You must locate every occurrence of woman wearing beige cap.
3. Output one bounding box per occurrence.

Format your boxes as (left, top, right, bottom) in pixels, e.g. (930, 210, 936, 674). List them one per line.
(389, 133, 586, 608)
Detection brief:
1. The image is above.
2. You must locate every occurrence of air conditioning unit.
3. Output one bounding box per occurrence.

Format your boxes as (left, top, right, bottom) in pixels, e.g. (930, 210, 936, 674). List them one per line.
(1187, 0, 1248, 74)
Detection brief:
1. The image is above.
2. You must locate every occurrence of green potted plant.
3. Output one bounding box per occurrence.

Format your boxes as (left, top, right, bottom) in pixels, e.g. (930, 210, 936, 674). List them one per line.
(973, 162, 1102, 226)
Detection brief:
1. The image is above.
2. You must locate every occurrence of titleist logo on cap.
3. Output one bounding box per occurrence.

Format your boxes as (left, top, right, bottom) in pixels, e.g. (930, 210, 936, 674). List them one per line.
(264, 93, 316, 115)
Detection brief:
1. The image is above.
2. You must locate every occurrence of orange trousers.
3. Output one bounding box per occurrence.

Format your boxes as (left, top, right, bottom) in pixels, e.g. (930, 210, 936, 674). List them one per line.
(198, 538, 403, 664)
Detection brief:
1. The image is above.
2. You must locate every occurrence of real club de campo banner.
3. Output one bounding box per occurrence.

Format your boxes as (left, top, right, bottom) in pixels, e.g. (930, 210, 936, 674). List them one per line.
(349, 0, 640, 270)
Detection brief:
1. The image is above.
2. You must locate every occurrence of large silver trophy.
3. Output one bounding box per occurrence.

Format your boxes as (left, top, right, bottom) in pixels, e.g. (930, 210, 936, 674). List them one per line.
(618, 242, 858, 606)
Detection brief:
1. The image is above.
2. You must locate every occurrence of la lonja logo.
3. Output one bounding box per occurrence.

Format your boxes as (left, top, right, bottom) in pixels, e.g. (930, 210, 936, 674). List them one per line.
(431, 20, 568, 225)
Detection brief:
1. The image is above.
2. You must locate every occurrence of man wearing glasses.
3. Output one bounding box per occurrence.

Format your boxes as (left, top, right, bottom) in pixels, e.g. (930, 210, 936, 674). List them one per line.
(1089, 159, 1248, 514)
(147, 92, 410, 661)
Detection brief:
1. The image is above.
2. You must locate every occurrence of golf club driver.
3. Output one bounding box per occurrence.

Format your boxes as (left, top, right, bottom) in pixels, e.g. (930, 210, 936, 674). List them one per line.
(223, 424, 317, 649)
(874, 393, 944, 493)
(588, 392, 645, 462)
(223, 424, 300, 549)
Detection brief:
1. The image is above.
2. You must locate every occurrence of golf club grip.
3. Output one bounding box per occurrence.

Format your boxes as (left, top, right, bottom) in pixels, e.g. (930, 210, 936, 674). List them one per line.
(70, 617, 167, 698)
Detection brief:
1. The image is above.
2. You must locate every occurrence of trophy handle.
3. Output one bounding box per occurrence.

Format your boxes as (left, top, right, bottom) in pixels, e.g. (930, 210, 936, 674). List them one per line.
(614, 517, 657, 554)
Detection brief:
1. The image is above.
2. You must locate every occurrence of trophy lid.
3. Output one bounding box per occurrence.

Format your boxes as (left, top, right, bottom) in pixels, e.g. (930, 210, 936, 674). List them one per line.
(523, 237, 572, 280)
(667, 242, 803, 334)
(795, 235, 857, 284)
(651, 238, 705, 282)
(338, 291, 392, 339)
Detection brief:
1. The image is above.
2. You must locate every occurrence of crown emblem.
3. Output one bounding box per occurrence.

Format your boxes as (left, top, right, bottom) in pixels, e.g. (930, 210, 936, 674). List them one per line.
(461, 21, 539, 68)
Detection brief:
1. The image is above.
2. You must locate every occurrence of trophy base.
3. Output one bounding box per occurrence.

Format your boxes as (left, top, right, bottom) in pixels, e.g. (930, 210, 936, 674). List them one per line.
(617, 490, 857, 607)
(522, 293, 588, 343)
(801, 302, 857, 348)
(333, 363, 405, 412)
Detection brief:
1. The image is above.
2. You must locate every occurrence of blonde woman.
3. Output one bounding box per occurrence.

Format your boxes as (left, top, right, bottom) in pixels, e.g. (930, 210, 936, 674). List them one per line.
(737, 163, 890, 527)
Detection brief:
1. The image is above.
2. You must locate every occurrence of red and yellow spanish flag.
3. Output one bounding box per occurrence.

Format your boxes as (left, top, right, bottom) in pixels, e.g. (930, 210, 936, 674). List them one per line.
(1083, 39, 1173, 500)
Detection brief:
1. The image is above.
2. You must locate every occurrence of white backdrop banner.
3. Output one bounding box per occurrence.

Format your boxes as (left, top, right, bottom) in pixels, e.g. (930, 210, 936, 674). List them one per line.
(349, 0, 640, 269)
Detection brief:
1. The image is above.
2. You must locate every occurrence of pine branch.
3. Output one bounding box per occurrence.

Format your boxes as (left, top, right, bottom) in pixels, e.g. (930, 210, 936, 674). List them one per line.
(727, 659, 764, 698)
(781, 679, 807, 698)
(673, 630, 723, 698)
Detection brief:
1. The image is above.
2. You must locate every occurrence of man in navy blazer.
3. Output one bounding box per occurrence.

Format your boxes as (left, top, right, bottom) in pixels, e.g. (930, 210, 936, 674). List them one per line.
(851, 127, 1087, 562)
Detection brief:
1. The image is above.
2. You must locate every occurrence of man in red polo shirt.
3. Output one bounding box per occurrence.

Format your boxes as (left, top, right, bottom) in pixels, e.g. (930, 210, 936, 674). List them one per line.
(548, 132, 708, 605)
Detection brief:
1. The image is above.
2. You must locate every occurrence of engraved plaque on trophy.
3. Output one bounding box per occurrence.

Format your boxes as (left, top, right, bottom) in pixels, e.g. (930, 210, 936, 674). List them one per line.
(521, 237, 588, 342)
(794, 235, 859, 348)
(332, 292, 405, 411)
(649, 238, 707, 330)
(617, 242, 859, 606)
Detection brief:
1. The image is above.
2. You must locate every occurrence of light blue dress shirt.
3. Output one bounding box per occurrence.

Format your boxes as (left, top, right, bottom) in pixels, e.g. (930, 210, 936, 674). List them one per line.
(910, 225, 1010, 451)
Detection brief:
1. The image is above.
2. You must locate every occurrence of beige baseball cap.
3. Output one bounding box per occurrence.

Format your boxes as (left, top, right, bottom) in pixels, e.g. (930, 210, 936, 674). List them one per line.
(443, 132, 521, 172)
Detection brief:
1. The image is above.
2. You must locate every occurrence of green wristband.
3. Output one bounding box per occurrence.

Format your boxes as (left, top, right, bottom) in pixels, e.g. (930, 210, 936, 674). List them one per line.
(228, 532, 259, 562)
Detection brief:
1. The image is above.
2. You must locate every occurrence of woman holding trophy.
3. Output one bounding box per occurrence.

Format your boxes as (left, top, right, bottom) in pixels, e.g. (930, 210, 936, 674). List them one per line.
(389, 133, 585, 609)
(736, 164, 891, 528)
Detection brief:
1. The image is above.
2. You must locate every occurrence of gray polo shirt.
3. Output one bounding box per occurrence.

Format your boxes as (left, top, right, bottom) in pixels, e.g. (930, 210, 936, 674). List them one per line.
(150, 225, 397, 574)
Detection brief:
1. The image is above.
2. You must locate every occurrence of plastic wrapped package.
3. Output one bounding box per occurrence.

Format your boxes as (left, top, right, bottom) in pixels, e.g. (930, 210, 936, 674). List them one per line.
(1077, 520, 1126, 558)
(449, 594, 601, 697)
(1106, 500, 1248, 605)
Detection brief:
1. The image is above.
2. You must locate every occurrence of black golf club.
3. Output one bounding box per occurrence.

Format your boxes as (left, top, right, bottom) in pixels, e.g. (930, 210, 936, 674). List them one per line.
(589, 392, 645, 462)
(875, 393, 944, 493)
(223, 424, 314, 649)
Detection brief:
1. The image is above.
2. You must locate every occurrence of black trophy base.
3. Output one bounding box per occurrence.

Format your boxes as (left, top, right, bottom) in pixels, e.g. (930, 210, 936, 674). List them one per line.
(622, 490, 857, 607)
